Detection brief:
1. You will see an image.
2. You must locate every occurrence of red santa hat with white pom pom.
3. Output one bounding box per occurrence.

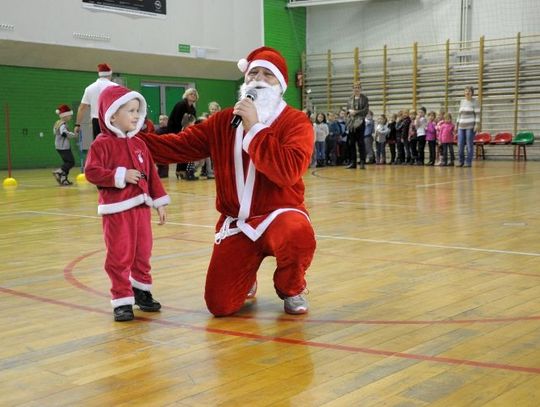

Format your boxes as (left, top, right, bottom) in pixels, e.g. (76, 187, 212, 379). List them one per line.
(55, 104, 73, 118)
(97, 63, 112, 77)
(237, 46, 288, 93)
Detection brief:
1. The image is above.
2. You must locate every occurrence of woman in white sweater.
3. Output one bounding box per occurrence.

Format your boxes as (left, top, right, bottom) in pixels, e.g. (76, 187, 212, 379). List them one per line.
(456, 86, 480, 167)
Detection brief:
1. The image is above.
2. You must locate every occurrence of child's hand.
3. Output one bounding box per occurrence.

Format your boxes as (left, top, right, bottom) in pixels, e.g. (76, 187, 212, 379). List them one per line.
(125, 169, 142, 184)
(157, 206, 167, 225)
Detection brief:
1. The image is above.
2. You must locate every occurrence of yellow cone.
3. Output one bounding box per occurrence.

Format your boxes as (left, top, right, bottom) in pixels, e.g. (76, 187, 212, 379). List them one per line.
(3, 177, 18, 188)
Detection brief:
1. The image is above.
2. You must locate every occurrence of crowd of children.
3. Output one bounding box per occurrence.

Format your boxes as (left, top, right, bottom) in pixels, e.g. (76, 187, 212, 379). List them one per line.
(308, 106, 471, 168)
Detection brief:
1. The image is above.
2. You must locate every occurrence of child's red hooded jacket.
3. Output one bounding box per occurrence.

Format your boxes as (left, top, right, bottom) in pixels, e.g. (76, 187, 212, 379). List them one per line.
(85, 85, 170, 215)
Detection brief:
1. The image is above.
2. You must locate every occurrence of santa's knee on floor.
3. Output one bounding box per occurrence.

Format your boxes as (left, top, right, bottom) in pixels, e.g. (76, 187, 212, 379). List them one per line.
(205, 294, 244, 317)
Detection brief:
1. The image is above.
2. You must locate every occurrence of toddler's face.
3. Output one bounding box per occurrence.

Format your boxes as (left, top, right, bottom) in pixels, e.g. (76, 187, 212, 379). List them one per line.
(111, 99, 140, 132)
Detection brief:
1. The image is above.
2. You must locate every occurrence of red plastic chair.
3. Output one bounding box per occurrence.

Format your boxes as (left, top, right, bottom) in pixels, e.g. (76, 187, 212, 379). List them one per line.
(490, 132, 512, 145)
(474, 132, 492, 159)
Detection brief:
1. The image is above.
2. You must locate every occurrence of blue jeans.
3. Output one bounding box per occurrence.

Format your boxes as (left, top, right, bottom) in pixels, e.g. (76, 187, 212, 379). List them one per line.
(315, 141, 326, 161)
(458, 128, 475, 165)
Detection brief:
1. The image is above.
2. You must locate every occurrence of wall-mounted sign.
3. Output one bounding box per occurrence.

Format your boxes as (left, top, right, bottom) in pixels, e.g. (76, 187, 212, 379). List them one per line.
(82, 0, 166, 18)
(178, 44, 191, 53)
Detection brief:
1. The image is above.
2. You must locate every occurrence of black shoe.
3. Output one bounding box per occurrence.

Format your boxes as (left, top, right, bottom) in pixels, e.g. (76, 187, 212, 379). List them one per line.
(345, 164, 357, 169)
(52, 170, 62, 185)
(359, 162, 366, 169)
(114, 304, 134, 321)
(133, 287, 161, 312)
(185, 172, 199, 181)
(59, 173, 72, 186)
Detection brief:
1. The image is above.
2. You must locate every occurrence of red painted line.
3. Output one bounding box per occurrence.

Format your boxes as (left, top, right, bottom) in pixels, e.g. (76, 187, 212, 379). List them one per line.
(2, 285, 540, 375)
(63, 250, 106, 298)
(64, 251, 540, 326)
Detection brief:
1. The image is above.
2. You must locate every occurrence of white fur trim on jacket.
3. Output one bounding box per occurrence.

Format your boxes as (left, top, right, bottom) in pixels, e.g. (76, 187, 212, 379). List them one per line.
(98, 193, 149, 215)
(242, 123, 267, 152)
(111, 296, 134, 308)
(152, 195, 171, 208)
(215, 208, 311, 244)
(115, 167, 127, 188)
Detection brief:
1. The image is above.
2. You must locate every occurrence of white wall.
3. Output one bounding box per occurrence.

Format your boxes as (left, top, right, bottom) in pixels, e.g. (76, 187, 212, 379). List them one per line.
(470, 0, 540, 40)
(0, 0, 263, 78)
(306, 0, 540, 53)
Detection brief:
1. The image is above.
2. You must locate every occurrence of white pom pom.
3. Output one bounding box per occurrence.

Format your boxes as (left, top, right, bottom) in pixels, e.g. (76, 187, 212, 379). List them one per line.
(237, 58, 249, 73)
(55, 109, 60, 114)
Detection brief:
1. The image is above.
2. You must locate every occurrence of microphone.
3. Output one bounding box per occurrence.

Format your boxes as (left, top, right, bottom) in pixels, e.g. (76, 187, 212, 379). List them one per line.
(231, 89, 257, 128)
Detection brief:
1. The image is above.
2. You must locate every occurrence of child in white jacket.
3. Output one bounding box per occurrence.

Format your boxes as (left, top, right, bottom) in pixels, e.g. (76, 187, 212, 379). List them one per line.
(375, 114, 390, 164)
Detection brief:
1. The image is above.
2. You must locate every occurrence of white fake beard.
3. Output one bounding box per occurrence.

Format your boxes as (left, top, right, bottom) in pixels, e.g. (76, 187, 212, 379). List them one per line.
(239, 81, 283, 124)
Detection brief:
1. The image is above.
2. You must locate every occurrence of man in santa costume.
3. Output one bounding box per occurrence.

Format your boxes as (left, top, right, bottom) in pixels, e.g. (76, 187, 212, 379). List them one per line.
(139, 46, 316, 317)
(85, 85, 170, 321)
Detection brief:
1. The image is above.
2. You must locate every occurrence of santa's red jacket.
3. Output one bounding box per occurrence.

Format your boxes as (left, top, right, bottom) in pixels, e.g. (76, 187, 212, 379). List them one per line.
(85, 86, 170, 215)
(139, 100, 313, 241)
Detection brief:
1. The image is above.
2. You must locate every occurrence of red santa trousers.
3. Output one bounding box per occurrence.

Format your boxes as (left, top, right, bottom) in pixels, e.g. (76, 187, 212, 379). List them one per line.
(204, 211, 316, 316)
(102, 205, 153, 303)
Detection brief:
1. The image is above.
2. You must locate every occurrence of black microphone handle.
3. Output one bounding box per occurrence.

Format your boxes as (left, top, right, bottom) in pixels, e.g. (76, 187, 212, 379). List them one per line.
(231, 93, 256, 128)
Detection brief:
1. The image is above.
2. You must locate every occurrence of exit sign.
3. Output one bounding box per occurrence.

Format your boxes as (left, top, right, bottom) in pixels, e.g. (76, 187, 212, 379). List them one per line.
(178, 44, 191, 53)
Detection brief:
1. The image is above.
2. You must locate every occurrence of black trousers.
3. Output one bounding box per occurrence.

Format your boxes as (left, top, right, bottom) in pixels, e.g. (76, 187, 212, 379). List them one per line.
(428, 140, 436, 164)
(417, 136, 426, 164)
(388, 142, 396, 163)
(57, 149, 75, 175)
(348, 122, 366, 166)
(92, 118, 101, 139)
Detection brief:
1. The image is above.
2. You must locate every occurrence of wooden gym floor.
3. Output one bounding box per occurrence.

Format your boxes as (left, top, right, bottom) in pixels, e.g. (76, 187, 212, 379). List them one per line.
(1, 161, 539, 406)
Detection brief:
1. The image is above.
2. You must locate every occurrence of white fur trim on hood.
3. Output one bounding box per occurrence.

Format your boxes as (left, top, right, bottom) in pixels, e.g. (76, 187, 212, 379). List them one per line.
(104, 91, 147, 139)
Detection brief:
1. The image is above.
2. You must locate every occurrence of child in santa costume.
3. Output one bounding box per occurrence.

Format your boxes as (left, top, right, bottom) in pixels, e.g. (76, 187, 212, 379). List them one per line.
(139, 46, 316, 317)
(52, 104, 77, 185)
(85, 85, 170, 322)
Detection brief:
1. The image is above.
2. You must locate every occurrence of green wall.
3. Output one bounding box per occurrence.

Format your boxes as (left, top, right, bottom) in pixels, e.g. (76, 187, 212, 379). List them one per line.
(264, 0, 306, 109)
(0, 66, 238, 170)
(0, 1, 307, 170)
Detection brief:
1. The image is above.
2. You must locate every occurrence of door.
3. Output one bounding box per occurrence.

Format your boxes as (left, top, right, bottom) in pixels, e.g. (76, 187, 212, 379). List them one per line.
(165, 86, 185, 116)
(140, 85, 161, 123)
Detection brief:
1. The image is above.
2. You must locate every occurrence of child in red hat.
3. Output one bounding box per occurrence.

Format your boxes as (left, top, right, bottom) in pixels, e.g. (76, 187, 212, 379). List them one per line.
(85, 85, 170, 322)
(53, 104, 77, 185)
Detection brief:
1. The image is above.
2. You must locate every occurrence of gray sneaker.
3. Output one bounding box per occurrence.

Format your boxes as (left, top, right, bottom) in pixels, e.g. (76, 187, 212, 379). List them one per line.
(246, 281, 257, 299)
(284, 293, 308, 315)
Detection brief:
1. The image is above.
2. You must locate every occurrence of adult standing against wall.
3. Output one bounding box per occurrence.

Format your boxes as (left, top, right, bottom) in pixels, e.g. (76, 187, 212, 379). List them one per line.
(167, 88, 199, 179)
(456, 85, 480, 167)
(345, 82, 369, 169)
(74, 63, 118, 140)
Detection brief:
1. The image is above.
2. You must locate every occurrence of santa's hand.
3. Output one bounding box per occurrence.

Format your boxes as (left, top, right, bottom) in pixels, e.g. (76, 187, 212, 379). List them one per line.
(233, 97, 259, 131)
(125, 169, 141, 184)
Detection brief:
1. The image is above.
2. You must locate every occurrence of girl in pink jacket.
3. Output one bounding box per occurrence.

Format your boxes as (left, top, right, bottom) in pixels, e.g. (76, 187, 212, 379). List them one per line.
(437, 113, 456, 166)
